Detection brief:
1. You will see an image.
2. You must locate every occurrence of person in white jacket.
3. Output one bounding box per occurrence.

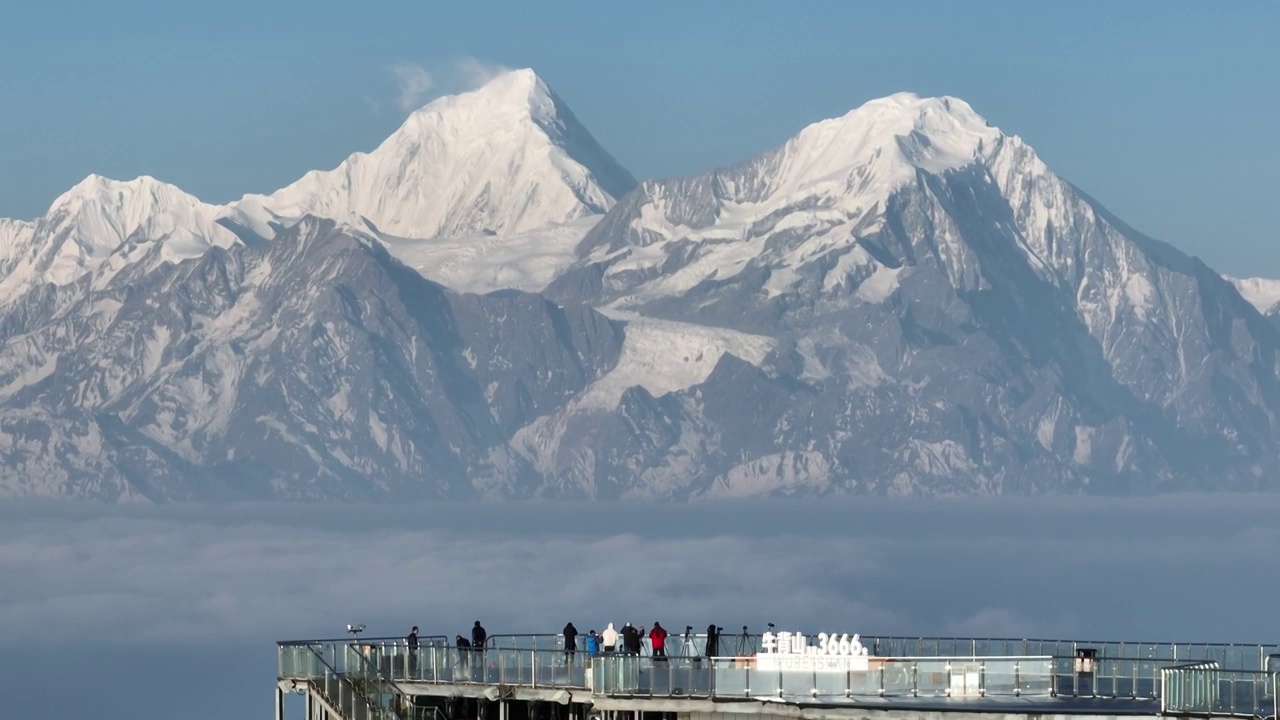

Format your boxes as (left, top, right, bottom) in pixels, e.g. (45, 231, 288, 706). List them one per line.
(602, 623, 619, 653)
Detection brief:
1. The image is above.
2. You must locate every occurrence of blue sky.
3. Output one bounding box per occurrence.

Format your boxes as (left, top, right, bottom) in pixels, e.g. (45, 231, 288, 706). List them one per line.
(1, 0, 1277, 275)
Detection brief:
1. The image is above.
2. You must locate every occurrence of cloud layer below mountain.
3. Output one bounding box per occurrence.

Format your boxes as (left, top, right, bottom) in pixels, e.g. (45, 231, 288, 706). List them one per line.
(4, 495, 1279, 646)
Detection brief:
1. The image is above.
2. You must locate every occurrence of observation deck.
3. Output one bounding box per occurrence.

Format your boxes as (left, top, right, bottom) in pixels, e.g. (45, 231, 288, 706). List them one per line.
(276, 631, 1280, 720)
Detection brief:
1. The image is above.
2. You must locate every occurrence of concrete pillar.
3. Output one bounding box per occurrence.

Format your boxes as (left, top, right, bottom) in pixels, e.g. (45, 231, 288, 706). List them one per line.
(274, 687, 284, 720)
(500, 699, 508, 720)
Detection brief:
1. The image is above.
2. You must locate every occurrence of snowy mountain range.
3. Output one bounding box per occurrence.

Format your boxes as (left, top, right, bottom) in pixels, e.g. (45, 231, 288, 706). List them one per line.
(2, 69, 1278, 500)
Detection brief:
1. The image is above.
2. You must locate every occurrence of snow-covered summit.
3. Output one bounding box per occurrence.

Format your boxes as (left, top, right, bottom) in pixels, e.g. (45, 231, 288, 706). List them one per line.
(1227, 275, 1280, 316)
(571, 91, 1030, 302)
(0, 173, 237, 301)
(767, 92, 1002, 195)
(235, 68, 636, 240)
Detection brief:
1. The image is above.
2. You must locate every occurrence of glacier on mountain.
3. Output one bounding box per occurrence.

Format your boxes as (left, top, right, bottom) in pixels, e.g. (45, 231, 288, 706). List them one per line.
(1, 74, 1278, 500)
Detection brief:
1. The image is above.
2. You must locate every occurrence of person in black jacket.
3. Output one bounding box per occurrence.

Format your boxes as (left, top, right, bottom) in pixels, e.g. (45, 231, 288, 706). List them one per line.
(455, 634, 472, 673)
(705, 624, 719, 659)
(407, 626, 420, 676)
(471, 621, 487, 650)
(621, 623, 641, 655)
(563, 622, 579, 663)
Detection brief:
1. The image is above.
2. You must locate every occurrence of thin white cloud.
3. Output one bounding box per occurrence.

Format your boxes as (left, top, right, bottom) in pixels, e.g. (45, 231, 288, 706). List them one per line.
(384, 57, 515, 114)
(456, 56, 514, 88)
(389, 62, 435, 112)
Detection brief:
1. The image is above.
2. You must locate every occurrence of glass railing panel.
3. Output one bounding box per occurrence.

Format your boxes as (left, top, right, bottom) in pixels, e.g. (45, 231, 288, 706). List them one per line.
(280, 645, 324, 678)
(566, 659, 588, 689)
(591, 658, 616, 693)
(1090, 658, 1116, 697)
(848, 668, 880, 696)
(881, 660, 916, 697)
(534, 651, 571, 687)
(713, 662, 750, 697)
(751, 666, 781, 697)
(913, 660, 950, 697)
(420, 647, 445, 682)
(1017, 658, 1054, 696)
(624, 656, 643, 693)
(595, 656, 641, 693)
(1230, 645, 1250, 670)
(1222, 670, 1274, 716)
(779, 668, 812, 698)
(946, 661, 981, 698)
(669, 659, 696, 695)
(981, 659, 1026, 697)
(646, 660, 675, 696)
(813, 670, 847, 700)
(506, 650, 533, 685)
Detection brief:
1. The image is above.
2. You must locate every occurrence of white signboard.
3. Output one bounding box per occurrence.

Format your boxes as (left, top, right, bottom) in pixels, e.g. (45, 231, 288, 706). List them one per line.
(756, 631, 870, 673)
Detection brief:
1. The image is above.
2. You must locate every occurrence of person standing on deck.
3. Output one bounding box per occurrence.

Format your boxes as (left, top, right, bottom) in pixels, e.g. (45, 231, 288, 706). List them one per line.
(622, 623, 641, 655)
(471, 620, 487, 675)
(585, 630, 600, 657)
(455, 634, 472, 670)
(649, 622, 668, 660)
(563, 622, 579, 662)
(406, 626, 420, 676)
(602, 623, 619, 653)
(705, 624, 719, 659)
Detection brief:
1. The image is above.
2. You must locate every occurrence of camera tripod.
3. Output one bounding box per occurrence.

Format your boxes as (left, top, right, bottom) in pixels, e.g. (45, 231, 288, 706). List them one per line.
(679, 626, 698, 658)
(734, 626, 756, 657)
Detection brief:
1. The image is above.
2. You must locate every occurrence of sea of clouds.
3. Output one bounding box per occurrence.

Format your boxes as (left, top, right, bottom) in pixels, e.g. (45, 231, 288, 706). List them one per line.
(3, 494, 1278, 720)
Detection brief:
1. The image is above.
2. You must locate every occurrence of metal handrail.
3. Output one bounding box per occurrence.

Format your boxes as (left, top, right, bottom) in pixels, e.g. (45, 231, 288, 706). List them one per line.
(278, 631, 1280, 667)
(280, 635, 451, 646)
(465, 633, 1280, 671)
(298, 643, 393, 720)
(343, 641, 414, 720)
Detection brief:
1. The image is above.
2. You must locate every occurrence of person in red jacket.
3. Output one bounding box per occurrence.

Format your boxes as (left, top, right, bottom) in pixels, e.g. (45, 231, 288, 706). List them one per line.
(649, 622, 669, 660)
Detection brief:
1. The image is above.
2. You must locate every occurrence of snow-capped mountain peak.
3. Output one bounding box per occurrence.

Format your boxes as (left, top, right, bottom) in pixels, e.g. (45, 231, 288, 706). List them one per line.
(1227, 275, 1280, 315)
(570, 92, 1016, 303)
(235, 68, 636, 241)
(769, 92, 1002, 196)
(0, 173, 237, 302)
(48, 174, 218, 240)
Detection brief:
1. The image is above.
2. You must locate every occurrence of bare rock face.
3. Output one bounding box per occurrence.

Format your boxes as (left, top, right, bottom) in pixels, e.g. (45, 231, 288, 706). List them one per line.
(0, 219, 623, 500)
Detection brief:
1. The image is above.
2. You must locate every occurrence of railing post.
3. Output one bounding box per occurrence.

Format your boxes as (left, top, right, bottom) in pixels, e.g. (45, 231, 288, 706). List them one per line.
(1272, 672, 1278, 720)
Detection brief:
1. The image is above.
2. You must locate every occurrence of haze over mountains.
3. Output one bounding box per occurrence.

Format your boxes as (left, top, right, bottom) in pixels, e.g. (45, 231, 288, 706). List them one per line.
(2, 69, 1278, 501)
